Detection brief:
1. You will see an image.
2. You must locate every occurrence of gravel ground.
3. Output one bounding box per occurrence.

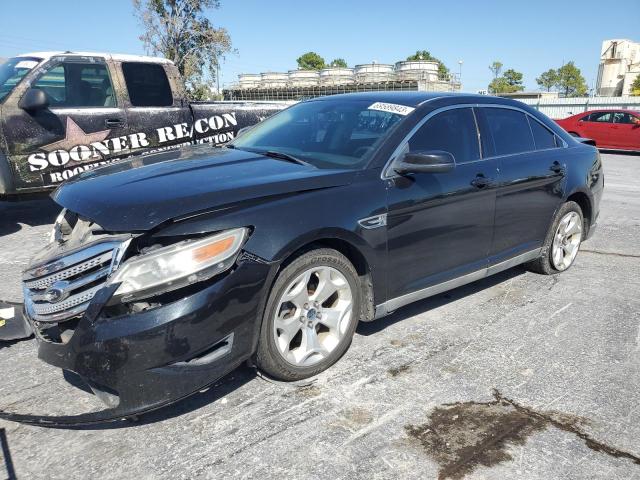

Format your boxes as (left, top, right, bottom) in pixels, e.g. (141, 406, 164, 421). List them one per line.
(0, 152, 639, 480)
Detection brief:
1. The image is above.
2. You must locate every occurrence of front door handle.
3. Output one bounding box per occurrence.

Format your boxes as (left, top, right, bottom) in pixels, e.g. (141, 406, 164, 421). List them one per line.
(471, 175, 492, 189)
(105, 118, 125, 128)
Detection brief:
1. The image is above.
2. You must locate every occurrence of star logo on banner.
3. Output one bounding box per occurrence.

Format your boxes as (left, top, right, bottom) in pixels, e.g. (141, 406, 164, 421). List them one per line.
(41, 117, 111, 152)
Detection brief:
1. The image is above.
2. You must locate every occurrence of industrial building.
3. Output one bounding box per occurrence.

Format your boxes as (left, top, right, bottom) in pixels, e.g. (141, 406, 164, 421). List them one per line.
(224, 60, 461, 101)
(596, 39, 640, 96)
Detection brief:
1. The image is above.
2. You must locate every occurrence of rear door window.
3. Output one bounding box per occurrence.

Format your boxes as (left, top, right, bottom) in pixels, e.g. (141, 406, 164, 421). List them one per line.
(122, 62, 173, 107)
(613, 112, 636, 124)
(483, 108, 535, 156)
(528, 117, 558, 150)
(408, 107, 480, 164)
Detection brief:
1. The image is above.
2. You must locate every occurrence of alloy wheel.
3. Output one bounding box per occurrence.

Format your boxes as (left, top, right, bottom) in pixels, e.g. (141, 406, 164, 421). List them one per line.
(551, 211, 582, 271)
(272, 266, 353, 367)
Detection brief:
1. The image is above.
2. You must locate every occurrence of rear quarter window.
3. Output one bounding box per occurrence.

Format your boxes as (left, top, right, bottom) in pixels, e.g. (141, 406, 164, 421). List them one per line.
(484, 108, 535, 156)
(528, 117, 558, 150)
(122, 62, 173, 107)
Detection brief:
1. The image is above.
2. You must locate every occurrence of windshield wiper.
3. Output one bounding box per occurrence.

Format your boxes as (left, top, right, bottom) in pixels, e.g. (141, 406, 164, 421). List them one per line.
(261, 150, 311, 166)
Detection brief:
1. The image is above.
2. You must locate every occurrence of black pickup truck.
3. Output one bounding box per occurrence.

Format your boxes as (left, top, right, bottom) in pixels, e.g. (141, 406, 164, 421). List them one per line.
(0, 52, 286, 198)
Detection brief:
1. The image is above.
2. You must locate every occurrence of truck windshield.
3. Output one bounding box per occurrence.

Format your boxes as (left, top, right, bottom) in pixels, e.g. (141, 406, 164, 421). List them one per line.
(230, 99, 407, 169)
(0, 57, 40, 103)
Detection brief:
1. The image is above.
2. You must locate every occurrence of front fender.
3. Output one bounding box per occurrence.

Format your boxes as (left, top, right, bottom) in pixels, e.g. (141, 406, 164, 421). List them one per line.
(150, 172, 389, 305)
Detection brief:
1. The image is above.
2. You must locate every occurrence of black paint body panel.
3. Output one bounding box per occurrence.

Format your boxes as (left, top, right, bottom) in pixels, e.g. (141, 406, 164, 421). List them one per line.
(13, 93, 603, 422)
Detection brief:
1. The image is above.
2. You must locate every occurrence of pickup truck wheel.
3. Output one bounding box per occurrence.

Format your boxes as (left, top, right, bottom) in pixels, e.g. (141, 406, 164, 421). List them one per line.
(526, 201, 584, 275)
(256, 248, 360, 381)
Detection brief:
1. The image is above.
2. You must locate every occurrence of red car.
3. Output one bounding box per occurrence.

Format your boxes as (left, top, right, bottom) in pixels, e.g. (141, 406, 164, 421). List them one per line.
(556, 109, 640, 151)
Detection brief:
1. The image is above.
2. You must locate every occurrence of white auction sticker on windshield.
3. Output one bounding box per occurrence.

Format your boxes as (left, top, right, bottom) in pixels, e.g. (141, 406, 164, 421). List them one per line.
(368, 102, 415, 116)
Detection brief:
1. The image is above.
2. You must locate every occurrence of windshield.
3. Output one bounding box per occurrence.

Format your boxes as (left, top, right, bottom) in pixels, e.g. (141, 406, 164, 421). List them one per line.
(0, 57, 40, 103)
(230, 99, 408, 169)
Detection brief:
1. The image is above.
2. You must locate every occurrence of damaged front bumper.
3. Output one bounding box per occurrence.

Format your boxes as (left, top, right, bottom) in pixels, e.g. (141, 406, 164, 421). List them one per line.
(1, 256, 274, 426)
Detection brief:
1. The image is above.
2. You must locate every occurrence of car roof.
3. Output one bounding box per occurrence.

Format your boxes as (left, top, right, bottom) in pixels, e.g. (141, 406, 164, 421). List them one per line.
(580, 109, 639, 115)
(16, 51, 173, 65)
(307, 91, 523, 108)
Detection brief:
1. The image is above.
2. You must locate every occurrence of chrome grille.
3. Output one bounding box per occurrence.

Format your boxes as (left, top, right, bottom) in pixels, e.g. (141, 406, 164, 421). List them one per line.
(23, 242, 121, 323)
(31, 284, 105, 316)
(23, 252, 114, 290)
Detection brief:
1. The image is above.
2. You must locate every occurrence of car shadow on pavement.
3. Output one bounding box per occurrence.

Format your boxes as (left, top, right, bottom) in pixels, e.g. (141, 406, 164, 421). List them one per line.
(57, 365, 258, 431)
(0, 198, 60, 236)
(357, 266, 526, 337)
(599, 149, 640, 157)
(28, 267, 527, 431)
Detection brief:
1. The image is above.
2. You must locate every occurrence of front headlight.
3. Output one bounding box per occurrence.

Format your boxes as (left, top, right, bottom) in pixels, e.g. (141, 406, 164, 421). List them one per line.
(107, 227, 248, 301)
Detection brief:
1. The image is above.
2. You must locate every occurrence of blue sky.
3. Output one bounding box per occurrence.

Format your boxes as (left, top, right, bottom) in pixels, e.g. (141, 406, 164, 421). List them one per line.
(1, 0, 638, 93)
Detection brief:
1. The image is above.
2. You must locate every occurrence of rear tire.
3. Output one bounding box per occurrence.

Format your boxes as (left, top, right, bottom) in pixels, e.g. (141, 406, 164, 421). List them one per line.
(256, 248, 361, 381)
(526, 201, 584, 275)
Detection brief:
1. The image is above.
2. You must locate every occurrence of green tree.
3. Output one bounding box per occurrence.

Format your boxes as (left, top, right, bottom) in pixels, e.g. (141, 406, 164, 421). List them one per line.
(489, 61, 503, 79)
(406, 50, 450, 78)
(329, 58, 348, 68)
(503, 69, 524, 91)
(133, 0, 232, 98)
(556, 61, 588, 97)
(536, 68, 559, 91)
(488, 78, 509, 94)
(296, 52, 325, 70)
(488, 67, 525, 94)
(189, 83, 219, 100)
(631, 74, 640, 96)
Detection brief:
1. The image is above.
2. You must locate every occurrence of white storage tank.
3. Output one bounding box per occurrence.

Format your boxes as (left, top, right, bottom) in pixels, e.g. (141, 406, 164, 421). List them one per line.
(319, 67, 354, 85)
(288, 70, 320, 87)
(260, 72, 289, 89)
(354, 63, 395, 83)
(395, 60, 440, 81)
(238, 74, 261, 89)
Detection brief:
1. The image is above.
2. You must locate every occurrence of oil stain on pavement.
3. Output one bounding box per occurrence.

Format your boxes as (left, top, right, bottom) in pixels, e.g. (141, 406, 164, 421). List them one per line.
(406, 389, 640, 480)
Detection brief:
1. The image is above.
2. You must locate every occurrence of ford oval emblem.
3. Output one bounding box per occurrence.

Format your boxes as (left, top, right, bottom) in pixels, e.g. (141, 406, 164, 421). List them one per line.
(43, 281, 70, 304)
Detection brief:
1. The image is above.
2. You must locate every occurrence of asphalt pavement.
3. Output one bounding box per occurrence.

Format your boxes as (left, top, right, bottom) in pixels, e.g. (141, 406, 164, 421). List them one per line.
(0, 153, 639, 480)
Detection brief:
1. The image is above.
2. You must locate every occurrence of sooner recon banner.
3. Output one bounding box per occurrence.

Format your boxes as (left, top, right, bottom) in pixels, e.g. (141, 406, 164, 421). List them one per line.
(27, 111, 245, 184)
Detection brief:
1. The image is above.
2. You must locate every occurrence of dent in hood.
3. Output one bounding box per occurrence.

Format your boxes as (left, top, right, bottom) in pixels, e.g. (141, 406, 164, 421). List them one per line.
(53, 145, 355, 232)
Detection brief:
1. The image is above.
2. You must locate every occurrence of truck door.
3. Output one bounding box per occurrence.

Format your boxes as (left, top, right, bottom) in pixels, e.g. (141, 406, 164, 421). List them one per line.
(1, 55, 130, 189)
(115, 61, 192, 155)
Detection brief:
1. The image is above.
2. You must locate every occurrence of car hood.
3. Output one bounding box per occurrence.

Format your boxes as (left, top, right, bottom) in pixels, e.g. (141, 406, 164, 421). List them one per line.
(53, 145, 356, 232)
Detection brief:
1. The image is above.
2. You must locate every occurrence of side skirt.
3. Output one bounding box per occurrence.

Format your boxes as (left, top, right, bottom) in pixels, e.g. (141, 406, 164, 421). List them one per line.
(374, 248, 541, 319)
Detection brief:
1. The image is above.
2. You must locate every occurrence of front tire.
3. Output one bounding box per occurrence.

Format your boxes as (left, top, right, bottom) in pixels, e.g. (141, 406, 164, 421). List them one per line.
(256, 248, 361, 381)
(526, 201, 584, 275)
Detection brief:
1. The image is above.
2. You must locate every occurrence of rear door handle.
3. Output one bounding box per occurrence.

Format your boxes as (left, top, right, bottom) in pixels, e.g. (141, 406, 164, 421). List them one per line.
(105, 118, 125, 128)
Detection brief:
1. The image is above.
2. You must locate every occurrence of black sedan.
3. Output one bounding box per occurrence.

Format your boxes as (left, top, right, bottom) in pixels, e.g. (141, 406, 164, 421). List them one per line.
(12, 92, 603, 423)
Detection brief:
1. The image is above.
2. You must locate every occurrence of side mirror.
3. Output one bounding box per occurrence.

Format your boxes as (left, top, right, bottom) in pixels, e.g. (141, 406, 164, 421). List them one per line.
(19, 88, 49, 112)
(393, 150, 456, 175)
